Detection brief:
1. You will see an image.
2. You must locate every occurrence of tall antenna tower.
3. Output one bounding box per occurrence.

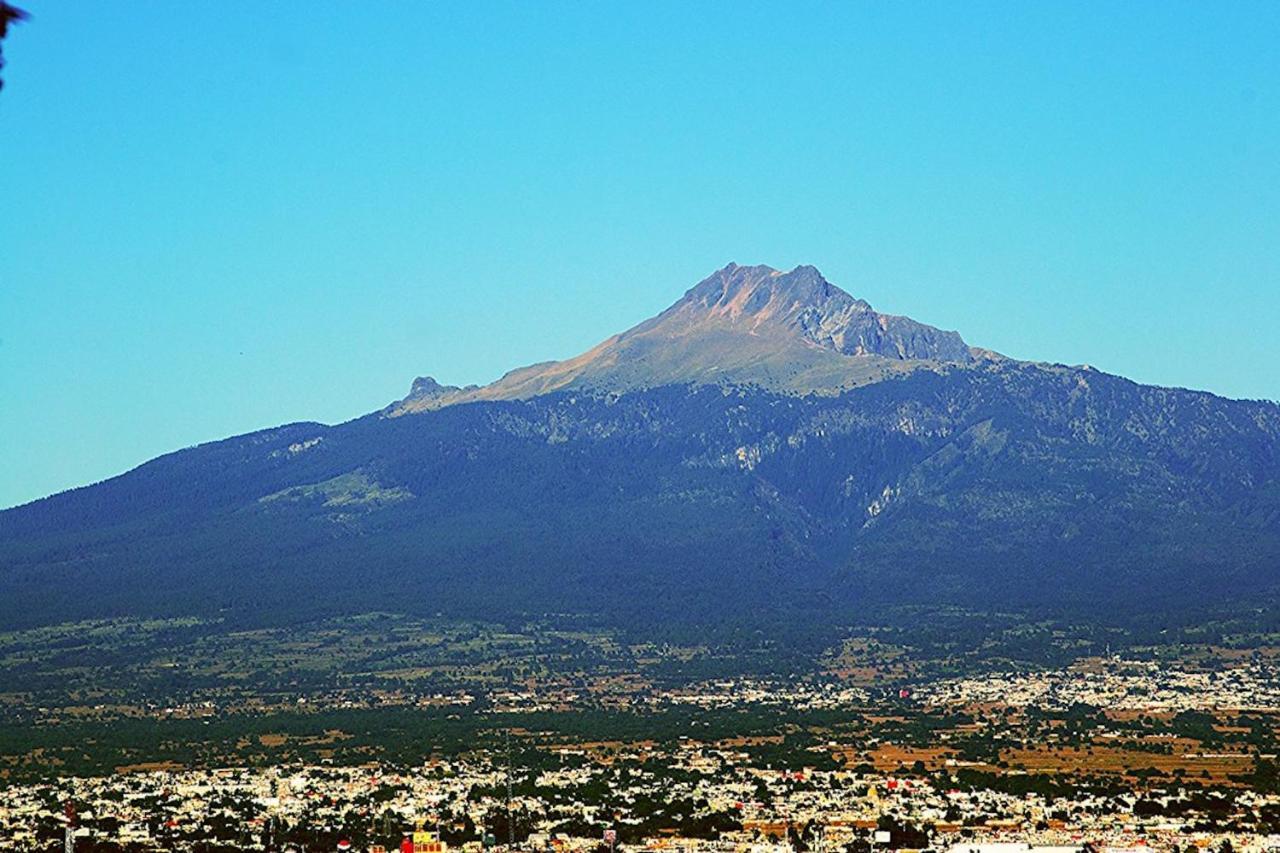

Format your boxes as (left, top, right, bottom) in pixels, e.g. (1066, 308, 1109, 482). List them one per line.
(63, 801, 75, 853)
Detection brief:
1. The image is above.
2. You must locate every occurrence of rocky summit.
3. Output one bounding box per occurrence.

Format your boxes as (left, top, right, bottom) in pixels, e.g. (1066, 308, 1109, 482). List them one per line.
(673, 263, 973, 361)
(390, 263, 985, 413)
(3, 264, 1280, 647)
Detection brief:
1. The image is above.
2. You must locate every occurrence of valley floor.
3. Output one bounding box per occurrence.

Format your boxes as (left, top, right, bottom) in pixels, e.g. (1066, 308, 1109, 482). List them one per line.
(3, 664, 1280, 851)
(4, 613, 1280, 850)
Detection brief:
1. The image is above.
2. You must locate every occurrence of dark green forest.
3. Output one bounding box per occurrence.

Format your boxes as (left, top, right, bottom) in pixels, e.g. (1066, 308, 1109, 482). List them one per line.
(3, 367, 1279, 653)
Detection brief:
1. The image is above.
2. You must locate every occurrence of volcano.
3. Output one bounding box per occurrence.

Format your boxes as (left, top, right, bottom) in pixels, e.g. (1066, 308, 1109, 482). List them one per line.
(3, 264, 1279, 643)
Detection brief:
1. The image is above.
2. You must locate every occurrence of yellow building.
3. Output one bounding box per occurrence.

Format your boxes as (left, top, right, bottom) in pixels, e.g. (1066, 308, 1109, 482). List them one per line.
(412, 822, 447, 853)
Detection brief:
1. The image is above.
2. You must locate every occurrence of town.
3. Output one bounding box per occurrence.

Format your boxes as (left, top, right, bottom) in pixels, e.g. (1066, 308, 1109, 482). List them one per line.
(4, 656, 1280, 852)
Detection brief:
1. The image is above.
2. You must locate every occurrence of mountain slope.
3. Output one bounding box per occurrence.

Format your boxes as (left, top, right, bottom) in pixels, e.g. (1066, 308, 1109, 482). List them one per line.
(2, 264, 1279, 645)
(392, 263, 984, 413)
(3, 366, 1279, 637)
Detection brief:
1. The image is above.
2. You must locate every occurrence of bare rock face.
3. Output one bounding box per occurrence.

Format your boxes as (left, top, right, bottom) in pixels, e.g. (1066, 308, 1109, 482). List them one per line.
(670, 263, 973, 362)
(406, 376, 459, 401)
(393, 263, 981, 413)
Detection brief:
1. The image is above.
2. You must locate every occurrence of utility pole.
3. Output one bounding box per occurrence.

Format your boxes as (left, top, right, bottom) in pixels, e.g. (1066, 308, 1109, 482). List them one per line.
(505, 728, 515, 850)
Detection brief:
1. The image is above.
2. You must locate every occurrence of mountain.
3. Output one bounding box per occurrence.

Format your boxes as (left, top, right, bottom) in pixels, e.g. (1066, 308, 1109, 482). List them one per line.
(3, 264, 1280, 649)
(391, 263, 986, 413)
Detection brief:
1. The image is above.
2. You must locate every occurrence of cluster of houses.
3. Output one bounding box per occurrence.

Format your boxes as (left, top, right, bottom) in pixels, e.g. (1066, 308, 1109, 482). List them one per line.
(917, 660, 1280, 712)
(2, 740, 1278, 852)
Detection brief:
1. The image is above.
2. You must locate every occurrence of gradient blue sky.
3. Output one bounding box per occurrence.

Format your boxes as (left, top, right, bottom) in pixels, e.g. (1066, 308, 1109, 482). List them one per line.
(2, 2, 1279, 509)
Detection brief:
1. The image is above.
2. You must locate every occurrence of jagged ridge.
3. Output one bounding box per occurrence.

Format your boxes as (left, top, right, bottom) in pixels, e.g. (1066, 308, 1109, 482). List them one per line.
(393, 263, 984, 413)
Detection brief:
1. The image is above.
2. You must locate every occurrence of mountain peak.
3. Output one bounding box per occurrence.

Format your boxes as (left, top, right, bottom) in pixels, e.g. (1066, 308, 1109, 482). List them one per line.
(667, 262, 966, 362)
(680, 262, 872, 320)
(393, 263, 977, 413)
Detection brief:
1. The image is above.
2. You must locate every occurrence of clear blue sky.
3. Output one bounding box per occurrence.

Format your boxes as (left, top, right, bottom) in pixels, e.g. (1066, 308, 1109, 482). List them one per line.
(2, 2, 1279, 509)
